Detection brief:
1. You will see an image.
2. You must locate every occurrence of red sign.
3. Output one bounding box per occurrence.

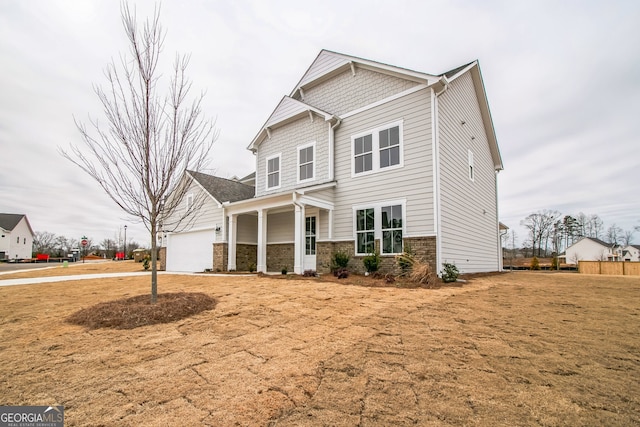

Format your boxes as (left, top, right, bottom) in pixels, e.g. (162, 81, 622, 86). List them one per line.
(81, 239, 88, 247)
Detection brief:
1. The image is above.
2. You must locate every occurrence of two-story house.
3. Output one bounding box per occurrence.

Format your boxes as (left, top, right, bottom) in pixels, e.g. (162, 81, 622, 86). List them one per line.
(163, 50, 503, 275)
(0, 213, 35, 260)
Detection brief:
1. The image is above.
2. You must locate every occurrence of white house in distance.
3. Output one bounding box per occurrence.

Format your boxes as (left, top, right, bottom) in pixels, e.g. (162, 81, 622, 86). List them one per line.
(564, 237, 621, 264)
(163, 50, 504, 275)
(0, 213, 35, 260)
(622, 245, 640, 262)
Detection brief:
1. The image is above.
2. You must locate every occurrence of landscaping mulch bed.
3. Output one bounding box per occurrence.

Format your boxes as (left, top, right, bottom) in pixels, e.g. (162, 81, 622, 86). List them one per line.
(66, 292, 216, 330)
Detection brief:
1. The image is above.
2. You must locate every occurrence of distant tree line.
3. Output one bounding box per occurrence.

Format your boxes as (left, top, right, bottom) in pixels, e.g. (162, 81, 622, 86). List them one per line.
(502, 210, 638, 259)
(33, 230, 143, 259)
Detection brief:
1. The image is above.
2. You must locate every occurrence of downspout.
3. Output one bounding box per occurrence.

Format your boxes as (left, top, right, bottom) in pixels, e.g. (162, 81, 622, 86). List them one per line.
(432, 77, 448, 276)
(329, 117, 342, 181)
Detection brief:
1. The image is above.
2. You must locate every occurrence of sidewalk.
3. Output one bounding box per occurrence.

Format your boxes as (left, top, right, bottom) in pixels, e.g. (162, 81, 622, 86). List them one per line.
(0, 272, 153, 287)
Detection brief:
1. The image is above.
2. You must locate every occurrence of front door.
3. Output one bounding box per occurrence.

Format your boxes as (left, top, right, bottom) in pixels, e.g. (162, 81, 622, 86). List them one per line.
(303, 215, 316, 271)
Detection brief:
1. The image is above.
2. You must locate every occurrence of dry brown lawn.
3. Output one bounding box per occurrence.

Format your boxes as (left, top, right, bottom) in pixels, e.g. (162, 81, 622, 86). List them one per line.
(0, 266, 638, 426)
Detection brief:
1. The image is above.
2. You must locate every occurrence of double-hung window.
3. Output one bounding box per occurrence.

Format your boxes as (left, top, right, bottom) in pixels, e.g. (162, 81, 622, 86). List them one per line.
(356, 208, 375, 254)
(354, 202, 404, 255)
(266, 154, 281, 190)
(352, 120, 403, 176)
(298, 143, 315, 182)
(381, 205, 403, 254)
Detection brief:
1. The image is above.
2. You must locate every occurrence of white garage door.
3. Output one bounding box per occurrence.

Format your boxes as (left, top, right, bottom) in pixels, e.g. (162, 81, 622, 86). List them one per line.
(166, 229, 215, 272)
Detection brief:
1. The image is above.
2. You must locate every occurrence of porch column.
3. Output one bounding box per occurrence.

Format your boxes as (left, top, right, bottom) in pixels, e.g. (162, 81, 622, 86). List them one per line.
(257, 209, 267, 273)
(294, 204, 305, 274)
(227, 214, 237, 271)
(328, 209, 334, 239)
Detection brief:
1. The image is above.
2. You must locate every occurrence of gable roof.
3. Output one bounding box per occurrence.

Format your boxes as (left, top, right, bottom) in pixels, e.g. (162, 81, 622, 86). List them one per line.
(248, 96, 336, 151)
(0, 213, 34, 236)
(187, 171, 255, 204)
(250, 49, 502, 170)
(575, 237, 617, 248)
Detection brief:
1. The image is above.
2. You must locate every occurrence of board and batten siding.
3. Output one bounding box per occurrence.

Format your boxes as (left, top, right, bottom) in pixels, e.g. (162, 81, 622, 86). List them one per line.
(299, 68, 419, 117)
(255, 116, 330, 197)
(437, 71, 499, 273)
(332, 87, 434, 241)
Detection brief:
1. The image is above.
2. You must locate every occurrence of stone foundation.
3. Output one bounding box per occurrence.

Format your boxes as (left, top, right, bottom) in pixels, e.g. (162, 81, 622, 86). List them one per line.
(213, 243, 228, 272)
(158, 247, 166, 271)
(267, 243, 294, 273)
(236, 244, 257, 272)
(316, 237, 437, 276)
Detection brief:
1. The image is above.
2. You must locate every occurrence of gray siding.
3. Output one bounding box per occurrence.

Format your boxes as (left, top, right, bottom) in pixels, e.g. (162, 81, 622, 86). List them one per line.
(267, 211, 294, 243)
(266, 97, 307, 128)
(165, 178, 221, 233)
(332, 87, 434, 241)
(237, 215, 257, 244)
(255, 117, 330, 197)
(301, 68, 419, 116)
(438, 71, 499, 273)
(298, 51, 349, 88)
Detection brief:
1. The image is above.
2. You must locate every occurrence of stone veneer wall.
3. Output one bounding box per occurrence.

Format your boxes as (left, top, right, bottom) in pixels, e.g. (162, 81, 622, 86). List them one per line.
(213, 243, 228, 272)
(158, 247, 166, 271)
(236, 244, 257, 272)
(316, 237, 437, 275)
(267, 243, 294, 272)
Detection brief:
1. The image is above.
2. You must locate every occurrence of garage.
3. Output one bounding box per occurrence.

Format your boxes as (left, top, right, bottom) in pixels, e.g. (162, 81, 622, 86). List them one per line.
(165, 228, 215, 272)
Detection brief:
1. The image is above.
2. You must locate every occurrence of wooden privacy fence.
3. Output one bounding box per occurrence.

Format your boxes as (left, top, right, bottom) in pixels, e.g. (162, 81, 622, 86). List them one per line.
(579, 261, 640, 276)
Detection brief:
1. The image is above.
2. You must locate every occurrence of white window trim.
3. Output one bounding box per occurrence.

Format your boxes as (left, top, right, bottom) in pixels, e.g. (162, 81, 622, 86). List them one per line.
(468, 149, 474, 181)
(352, 199, 406, 256)
(265, 153, 282, 191)
(351, 120, 404, 178)
(297, 141, 316, 184)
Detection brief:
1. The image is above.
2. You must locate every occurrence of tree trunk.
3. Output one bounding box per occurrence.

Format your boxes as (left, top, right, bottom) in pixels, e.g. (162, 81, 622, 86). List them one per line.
(151, 222, 158, 304)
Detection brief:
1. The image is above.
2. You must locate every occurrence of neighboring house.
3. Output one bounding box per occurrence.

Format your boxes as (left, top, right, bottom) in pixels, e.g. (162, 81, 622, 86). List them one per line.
(564, 237, 621, 264)
(165, 49, 503, 275)
(0, 213, 35, 260)
(622, 245, 640, 262)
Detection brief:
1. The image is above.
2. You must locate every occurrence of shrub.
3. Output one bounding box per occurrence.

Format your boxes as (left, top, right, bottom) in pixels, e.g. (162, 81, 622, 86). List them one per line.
(363, 251, 381, 273)
(281, 267, 288, 275)
(551, 256, 558, 270)
(440, 262, 459, 283)
(335, 268, 349, 279)
(530, 256, 540, 270)
(396, 243, 413, 273)
(248, 263, 256, 273)
(331, 251, 350, 271)
(142, 255, 150, 271)
(410, 260, 437, 287)
(303, 269, 317, 277)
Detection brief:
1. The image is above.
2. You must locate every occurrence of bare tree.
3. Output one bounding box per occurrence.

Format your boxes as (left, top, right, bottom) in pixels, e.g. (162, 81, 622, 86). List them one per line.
(61, 4, 217, 302)
(33, 231, 57, 255)
(521, 209, 561, 257)
(622, 230, 634, 246)
(606, 224, 623, 245)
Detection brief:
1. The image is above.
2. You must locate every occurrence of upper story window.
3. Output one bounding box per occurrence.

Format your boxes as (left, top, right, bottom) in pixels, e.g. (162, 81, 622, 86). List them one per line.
(266, 154, 281, 190)
(468, 150, 474, 181)
(352, 120, 403, 177)
(186, 193, 194, 211)
(298, 143, 315, 183)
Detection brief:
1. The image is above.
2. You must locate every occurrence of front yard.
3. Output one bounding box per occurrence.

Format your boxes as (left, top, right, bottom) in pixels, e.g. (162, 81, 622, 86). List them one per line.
(0, 268, 638, 425)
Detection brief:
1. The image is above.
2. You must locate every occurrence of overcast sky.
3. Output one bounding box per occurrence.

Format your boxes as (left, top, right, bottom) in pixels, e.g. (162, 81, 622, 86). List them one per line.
(1, 0, 639, 247)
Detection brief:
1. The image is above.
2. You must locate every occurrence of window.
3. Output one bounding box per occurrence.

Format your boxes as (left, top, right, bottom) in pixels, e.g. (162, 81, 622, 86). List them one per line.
(356, 208, 375, 254)
(17, 236, 19, 244)
(266, 154, 281, 189)
(354, 134, 373, 174)
(298, 143, 315, 182)
(382, 205, 403, 254)
(23, 238, 26, 245)
(305, 216, 316, 255)
(379, 126, 400, 168)
(468, 150, 474, 181)
(186, 193, 194, 211)
(352, 121, 403, 176)
(354, 202, 404, 255)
